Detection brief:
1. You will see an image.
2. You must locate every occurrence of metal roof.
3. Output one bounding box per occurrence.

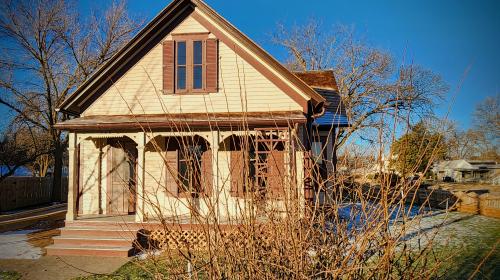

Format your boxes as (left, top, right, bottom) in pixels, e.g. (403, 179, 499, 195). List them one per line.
(313, 111, 349, 127)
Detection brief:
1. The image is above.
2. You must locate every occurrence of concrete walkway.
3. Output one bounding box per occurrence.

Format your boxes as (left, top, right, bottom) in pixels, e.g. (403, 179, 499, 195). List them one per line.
(0, 255, 128, 280)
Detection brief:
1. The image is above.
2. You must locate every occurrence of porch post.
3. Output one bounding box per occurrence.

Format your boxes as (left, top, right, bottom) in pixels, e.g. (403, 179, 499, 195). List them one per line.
(66, 132, 78, 221)
(210, 130, 220, 222)
(135, 132, 146, 222)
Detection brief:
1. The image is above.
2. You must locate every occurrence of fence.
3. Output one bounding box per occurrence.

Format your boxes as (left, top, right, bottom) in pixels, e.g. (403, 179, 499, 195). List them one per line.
(361, 184, 500, 218)
(456, 191, 500, 218)
(0, 177, 68, 212)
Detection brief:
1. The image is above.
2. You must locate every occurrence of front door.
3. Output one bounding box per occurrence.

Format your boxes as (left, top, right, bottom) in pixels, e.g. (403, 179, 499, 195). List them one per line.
(107, 139, 137, 215)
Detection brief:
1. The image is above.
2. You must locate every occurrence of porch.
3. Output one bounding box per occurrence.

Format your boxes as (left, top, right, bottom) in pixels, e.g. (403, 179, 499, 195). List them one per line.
(65, 128, 309, 224)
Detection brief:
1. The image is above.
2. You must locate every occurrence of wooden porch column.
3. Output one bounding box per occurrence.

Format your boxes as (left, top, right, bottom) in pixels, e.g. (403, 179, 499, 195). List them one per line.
(66, 132, 78, 221)
(135, 132, 146, 222)
(210, 130, 220, 222)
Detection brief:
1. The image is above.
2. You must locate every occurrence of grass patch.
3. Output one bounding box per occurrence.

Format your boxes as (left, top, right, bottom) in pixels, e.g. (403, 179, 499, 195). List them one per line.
(74, 254, 206, 280)
(433, 215, 500, 280)
(0, 271, 22, 280)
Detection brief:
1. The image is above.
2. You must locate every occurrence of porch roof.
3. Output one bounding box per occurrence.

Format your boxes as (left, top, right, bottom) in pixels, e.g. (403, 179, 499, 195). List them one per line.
(54, 111, 306, 131)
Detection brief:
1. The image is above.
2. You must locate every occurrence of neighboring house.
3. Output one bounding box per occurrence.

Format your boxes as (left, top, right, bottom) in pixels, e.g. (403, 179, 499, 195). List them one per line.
(48, 0, 347, 256)
(350, 155, 399, 183)
(432, 159, 500, 183)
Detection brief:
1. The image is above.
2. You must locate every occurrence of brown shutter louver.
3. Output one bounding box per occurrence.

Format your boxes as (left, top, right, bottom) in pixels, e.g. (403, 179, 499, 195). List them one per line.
(163, 40, 175, 94)
(268, 150, 285, 198)
(205, 39, 218, 92)
(230, 151, 245, 197)
(201, 149, 213, 196)
(165, 149, 179, 197)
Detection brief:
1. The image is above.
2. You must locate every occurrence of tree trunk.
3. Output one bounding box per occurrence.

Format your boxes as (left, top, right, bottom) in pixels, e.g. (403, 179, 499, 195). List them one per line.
(51, 144, 64, 202)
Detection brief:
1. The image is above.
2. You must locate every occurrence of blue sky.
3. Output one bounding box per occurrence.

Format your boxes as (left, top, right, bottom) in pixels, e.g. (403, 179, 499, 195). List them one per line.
(78, 0, 500, 128)
(2, 0, 498, 131)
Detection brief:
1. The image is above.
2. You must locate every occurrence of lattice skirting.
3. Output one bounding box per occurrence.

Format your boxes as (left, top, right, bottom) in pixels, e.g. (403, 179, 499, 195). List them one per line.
(144, 226, 274, 251)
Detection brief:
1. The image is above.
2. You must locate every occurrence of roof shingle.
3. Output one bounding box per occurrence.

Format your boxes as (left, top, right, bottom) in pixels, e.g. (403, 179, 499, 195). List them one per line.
(294, 70, 339, 91)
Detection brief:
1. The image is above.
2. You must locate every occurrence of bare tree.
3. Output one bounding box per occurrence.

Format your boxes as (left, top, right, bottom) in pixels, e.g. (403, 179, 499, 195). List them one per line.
(0, 121, 51, 182)
(0, 0, 140, 200)
(472, 95, 499, 158)
(444, 95, 499, 161)
(273, 20, 448, 149)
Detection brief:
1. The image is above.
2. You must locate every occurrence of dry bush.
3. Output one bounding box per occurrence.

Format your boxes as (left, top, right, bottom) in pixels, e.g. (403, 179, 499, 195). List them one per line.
(117, 118, 454, 280)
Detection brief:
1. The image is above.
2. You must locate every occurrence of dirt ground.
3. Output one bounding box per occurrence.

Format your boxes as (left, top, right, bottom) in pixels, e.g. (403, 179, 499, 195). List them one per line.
(0, 255, 129, 280)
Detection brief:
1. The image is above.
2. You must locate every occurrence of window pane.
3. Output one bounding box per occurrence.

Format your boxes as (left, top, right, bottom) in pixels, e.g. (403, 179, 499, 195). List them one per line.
(177, 66, 186, 89)
(177, 41, 186, 65)
(193, 41, 203, 65)
(193, 65, 202, 89)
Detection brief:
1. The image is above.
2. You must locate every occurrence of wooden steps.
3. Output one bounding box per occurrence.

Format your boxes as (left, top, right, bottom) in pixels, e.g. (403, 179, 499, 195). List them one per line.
(46, 245, 134, 257)
(53, 235, 134, 247)
(46, 218, 155, 257)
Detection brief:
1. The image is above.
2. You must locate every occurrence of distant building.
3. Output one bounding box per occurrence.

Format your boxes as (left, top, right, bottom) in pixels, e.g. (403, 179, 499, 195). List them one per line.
(351, 155, 399, 183)
(432, 160, 500, 184)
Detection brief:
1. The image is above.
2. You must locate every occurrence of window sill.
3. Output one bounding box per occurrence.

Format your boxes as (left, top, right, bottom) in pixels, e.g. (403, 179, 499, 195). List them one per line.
(162, 90, 214, 95)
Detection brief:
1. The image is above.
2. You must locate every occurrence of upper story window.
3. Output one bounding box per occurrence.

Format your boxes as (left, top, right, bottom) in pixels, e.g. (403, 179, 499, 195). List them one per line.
(163, 34, 218, 94)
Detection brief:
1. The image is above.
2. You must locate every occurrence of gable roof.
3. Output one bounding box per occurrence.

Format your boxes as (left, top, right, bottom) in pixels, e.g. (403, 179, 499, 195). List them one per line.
(57, 0, 325, 116)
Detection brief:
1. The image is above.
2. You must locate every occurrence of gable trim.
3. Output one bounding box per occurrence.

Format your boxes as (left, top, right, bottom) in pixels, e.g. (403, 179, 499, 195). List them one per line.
(57, 0, 325, 115)
(57, 0, 192, 115)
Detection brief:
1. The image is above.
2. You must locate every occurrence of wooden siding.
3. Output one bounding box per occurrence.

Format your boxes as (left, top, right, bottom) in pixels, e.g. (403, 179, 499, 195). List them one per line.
(143, 140, 168, 216)
(171, 15, 209, 34)
(82, 14, 302, 117)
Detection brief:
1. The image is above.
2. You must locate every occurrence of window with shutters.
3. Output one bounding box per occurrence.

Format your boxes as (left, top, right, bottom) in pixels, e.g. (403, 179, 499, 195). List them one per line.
(164, 137, 212, 197)
(163, 34, 218, 94)
(178, 144, 203, 195)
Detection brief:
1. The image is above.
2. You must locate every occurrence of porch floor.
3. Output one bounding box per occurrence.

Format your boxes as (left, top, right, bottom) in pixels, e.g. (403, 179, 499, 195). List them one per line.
(76, 214, 136, 223)
(73, 214, 246, 226)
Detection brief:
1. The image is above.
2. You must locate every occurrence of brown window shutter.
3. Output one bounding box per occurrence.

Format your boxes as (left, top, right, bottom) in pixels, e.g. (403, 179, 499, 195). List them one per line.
(268, 150, 285, 198)
(165, 149, 178, 197)
(205, 39, 218, 92)
(201, 149, 213, 196)
(163, 40, 175, 94)
(230, 151, 245, 197)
